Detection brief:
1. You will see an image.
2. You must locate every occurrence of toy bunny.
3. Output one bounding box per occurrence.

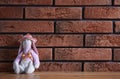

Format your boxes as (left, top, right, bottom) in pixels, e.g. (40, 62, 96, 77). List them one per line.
(13, 33, 40, 74)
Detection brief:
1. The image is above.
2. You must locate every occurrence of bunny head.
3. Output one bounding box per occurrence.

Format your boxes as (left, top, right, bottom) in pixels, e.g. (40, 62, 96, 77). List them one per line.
(18, 33, 38, 54)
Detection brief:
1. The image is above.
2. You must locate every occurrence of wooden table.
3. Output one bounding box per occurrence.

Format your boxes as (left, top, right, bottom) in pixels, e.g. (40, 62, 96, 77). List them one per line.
(0, 72, 120, 79)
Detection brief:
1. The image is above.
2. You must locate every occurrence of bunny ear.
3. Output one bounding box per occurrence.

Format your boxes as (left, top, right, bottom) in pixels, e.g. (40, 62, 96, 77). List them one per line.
(18, 43, 23, 54)
(32, 42, 38, 54)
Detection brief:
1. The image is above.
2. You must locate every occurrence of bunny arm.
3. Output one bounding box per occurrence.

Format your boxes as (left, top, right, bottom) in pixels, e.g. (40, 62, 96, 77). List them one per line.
(31, 50, 40, 69)
(14, 52, 22, 63)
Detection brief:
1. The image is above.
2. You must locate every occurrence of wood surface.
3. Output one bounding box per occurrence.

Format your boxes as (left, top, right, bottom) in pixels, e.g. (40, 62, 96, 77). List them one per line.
(0, 72, 120, 79)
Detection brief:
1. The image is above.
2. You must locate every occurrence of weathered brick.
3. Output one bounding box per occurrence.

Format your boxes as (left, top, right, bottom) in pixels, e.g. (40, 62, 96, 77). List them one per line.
(26, 7, 82, 19)
(0, 62, 81, 72)
(0, 0, 52, 5)
(55, 48, 112, 60)
(0, 48, 52, 61)
(0, 34, 83, 47)
(115, 22, 120, 33)
(84, 62, 120, 72)
(56, 21, 112, 33)
(0, 21, 54, 33)
(0, 35, 19, 47)
(0, 63, 12, 72)
(55, 0, 111, 5)
(38, 48, 52, 60)
(84, 7, 120, 19)
(114, 0, 120, 5)
(86, 34, 120, 47)
(0, 7, 23, 19)
(38, 62, 82, 71)
(114, 49, 120, 61)
(36, 34, 83, 47)
(0, 49, 17, 61)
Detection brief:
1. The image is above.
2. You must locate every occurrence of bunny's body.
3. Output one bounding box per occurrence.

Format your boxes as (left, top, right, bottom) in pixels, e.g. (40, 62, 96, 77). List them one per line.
(13, 34, 40, 74)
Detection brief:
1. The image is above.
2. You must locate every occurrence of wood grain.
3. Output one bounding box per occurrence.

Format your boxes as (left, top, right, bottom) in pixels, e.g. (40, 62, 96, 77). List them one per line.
(0, 72, 120, 79)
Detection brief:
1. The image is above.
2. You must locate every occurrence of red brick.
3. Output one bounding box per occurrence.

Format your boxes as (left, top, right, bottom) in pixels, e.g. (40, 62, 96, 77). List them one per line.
(25, 7, 82, 19)
(36, 34, 83, 47)
(0, 48, 52, 61)
(38, 62, 82, 71)
(56, 21, 112, 33)
(114, 0, 120, 5)
(55, 48, 112, 60)
(86, 34, 120, 47)
(55, 0, 111, 5)
(114, 49, 120, 61)
(84, 7, 120, 19)
(0, 0, 52, 5)
(0, 62, 81, 72)
(38, 48, 52, 60)
(0, 63, 12, 72)
(0, 21, 54, 33)
(84, 62, 120, 72)
(115, 22, 120, 33)
(0, 35, 19, 47)
(0, 7, 23, 19)
(0, 49, 17, 61)
(0, 34, 83, 47)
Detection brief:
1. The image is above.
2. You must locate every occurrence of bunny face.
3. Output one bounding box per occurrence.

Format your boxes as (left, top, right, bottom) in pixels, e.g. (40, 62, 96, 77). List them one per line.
(23, 39, 32, 50)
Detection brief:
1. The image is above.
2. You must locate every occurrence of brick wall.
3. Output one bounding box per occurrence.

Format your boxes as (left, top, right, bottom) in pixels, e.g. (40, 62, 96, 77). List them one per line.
(0, 0, 120, 72)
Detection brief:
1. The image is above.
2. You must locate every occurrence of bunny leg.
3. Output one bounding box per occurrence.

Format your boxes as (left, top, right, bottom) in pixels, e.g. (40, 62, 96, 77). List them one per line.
(25, 61, 35, 74)
(13, 62, 24, 74)
(13, 62, 20, 74)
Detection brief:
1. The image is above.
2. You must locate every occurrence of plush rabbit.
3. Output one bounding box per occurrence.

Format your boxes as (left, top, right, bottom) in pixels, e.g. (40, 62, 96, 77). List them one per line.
(13, 34, 40, 74)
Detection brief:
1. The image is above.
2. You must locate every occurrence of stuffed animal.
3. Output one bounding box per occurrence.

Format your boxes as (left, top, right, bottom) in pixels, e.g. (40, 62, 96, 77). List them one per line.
(13, 33, 40, 74)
